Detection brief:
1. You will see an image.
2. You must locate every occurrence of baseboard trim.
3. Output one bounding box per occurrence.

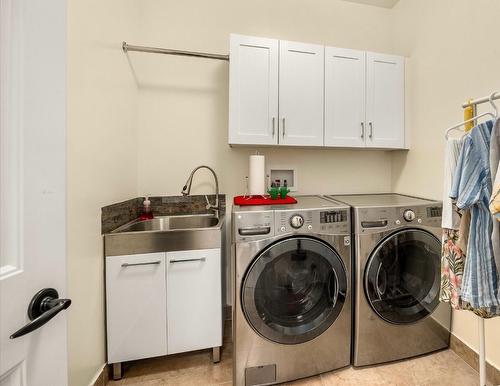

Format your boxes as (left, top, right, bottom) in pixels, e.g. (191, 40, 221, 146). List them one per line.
(450, 334, 500, 384)
(89, 364, 108, 386)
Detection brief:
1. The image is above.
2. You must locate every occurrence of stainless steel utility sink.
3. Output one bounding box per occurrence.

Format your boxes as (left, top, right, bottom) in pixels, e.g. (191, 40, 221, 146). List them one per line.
(114, 214, 220, 233)
(105, 213, 224, 257)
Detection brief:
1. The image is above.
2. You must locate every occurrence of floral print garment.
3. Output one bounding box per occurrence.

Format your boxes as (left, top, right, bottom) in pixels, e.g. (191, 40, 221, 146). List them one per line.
(440, 229, 465, 309)
(440, 228, 499, 318)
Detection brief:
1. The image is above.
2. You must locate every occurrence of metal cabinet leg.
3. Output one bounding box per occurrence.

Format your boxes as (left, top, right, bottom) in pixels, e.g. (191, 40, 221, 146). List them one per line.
(112, 362, 122, 380)
(212, 346, 221, 363)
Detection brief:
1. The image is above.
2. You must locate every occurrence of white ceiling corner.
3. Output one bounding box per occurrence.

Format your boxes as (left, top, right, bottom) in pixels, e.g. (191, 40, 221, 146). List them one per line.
(339, 0, 400, 9)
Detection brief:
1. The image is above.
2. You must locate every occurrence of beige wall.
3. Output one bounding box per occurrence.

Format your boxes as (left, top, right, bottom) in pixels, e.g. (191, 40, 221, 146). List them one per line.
(133, 0, 397, 201)
(391, 0, 500, 370)
(132, 0, 399, 309)
(67, 0, 500, 384)
(67, 1, 139, 384)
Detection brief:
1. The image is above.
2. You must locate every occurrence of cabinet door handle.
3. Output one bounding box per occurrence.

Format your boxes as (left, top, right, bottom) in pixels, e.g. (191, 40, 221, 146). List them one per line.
(169, 257, 206, 264)
(121, 261, 161, 267)
(369, 122, 373, 139)
(361, 122, 365, 139)
(272, 117, 275, 137)
(282, 117, 286, 138)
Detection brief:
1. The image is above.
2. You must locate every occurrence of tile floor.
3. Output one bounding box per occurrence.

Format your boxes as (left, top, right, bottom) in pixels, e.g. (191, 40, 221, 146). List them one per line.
(109, 323, 487, 386)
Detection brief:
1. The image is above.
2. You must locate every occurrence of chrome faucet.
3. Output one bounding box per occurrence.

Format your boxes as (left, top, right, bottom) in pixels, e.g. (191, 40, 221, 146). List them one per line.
(181, 165, 219, 213)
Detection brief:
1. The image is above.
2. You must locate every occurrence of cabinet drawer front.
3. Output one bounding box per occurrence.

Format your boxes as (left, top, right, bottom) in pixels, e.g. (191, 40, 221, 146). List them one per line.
(166, 248, 222, 354)
(106, 253, 167, 363)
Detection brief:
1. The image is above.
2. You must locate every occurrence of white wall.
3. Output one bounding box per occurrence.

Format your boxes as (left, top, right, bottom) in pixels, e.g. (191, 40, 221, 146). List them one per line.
(391, 0, 500, 370)
(67, 1, 139, 384)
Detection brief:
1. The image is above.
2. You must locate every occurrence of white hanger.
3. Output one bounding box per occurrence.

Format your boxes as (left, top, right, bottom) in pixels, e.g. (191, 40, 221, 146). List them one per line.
(445, 91, 499, 139)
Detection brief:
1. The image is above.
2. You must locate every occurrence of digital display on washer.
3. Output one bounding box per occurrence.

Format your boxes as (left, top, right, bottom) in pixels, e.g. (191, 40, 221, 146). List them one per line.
(427, 207, 442, 218)
(320, 210, 347, 223)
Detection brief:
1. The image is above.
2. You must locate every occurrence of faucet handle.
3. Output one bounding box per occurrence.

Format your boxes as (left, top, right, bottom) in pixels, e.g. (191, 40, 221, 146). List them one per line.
(204, 195, 211, 210)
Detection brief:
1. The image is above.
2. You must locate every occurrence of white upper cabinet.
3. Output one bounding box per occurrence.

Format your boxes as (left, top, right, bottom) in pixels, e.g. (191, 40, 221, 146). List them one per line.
(366, 52, 405, 148)
(279, 41, 324, 146)
(228, 34, 406, 149)
(324, 47, 366, 147)
(229, 34, 279, 145)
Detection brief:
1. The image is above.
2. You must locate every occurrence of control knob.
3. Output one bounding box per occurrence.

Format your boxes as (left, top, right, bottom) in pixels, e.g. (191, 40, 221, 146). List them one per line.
(403, 209, 416, 222)
(290, 215, 304, 229)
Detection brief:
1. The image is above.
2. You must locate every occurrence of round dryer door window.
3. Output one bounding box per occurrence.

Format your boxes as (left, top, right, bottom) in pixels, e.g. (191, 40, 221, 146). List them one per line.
(364, 228, 441, 325)
(241, 236, 347, 345)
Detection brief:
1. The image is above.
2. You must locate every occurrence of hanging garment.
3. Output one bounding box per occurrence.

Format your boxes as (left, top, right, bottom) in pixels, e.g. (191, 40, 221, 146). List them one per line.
(450, 120, 500, 311)
(440, 138, 466, 308)
(442, 138, 463, 229)
(491, 161, 500, 221)
(440, 229, 465, 308)
(456, 210, 471, 253)
(489, 118, 500, 276)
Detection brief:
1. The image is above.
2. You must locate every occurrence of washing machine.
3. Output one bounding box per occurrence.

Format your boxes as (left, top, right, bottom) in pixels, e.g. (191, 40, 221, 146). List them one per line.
(328, 193, 451, 367)
(232, 196, 352, 385)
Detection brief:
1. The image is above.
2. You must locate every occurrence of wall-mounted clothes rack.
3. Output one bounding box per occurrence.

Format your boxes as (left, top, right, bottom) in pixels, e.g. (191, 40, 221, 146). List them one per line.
(459, 90, 499, 386)
(122, 41, 229, 61)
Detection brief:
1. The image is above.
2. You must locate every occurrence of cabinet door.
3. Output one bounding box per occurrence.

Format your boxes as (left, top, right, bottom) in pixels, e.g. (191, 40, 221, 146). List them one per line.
(106, 253, 167, 363)
(366, 52, 405, 148)
(324, 47, 366, 147)
(166, 248, 222, 355)
(279, 40, 324, 146)
(229, 34, 279, 145)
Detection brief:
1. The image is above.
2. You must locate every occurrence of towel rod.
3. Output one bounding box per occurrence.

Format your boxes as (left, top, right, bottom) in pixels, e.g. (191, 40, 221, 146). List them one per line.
(462, 91, 500, 108)
(122, 41, 229, 61)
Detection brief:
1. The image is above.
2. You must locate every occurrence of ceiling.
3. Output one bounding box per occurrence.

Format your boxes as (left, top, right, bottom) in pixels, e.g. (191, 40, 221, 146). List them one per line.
(339, 0, 399, 8)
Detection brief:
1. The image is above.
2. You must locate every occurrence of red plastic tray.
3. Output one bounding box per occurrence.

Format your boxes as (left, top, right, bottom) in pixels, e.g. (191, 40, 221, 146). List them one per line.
(233, 195, 297, 206)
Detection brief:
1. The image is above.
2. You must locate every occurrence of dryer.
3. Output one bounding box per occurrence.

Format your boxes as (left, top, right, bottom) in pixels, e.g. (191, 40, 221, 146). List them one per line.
(328, 194, 451, 367)
(232, 196, 351, 385)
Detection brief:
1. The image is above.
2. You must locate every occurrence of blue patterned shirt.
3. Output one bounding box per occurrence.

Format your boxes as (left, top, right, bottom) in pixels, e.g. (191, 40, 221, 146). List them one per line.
(450, 120, 500, 309)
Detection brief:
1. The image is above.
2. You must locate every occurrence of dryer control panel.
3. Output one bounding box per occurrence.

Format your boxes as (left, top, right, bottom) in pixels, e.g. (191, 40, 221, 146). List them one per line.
(355, 203, 442, 234)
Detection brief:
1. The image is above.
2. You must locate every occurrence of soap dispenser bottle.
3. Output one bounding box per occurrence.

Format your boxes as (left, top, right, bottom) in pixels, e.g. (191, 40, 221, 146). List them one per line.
(139, 196, 154, 220)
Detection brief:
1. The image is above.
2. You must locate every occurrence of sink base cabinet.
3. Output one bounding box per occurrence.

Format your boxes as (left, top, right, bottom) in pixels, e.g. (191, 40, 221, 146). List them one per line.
(105, 248, 223, 373)
(166, 249, 222, 355)
(106, 253, 167, 364)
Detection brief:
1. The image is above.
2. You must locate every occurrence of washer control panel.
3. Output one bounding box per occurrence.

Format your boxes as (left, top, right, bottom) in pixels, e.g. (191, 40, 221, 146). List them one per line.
(233, 211, 275, 242)
(276, 208, 349, 235)
(290, 215, 304, 229)
(403, 209, 416, 222)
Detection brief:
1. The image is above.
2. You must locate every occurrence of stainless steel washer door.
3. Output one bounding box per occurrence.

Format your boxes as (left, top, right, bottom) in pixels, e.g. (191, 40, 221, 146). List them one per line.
(241, 236, 347, 345)
(364, 228, 441, 325)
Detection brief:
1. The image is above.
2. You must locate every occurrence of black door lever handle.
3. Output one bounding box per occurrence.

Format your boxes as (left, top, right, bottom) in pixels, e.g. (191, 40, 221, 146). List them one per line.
(10, 288, 71, 339)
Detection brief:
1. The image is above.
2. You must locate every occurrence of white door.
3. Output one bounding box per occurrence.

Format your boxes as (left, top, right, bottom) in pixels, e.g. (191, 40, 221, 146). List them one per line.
(166, 249, 222, 355)
(279, 40, 324, 146)
(324, 47, 366, 147)
(0, 0, 68, 385)
(228, 34, 279, 145)
(366, 52, 405, 149)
